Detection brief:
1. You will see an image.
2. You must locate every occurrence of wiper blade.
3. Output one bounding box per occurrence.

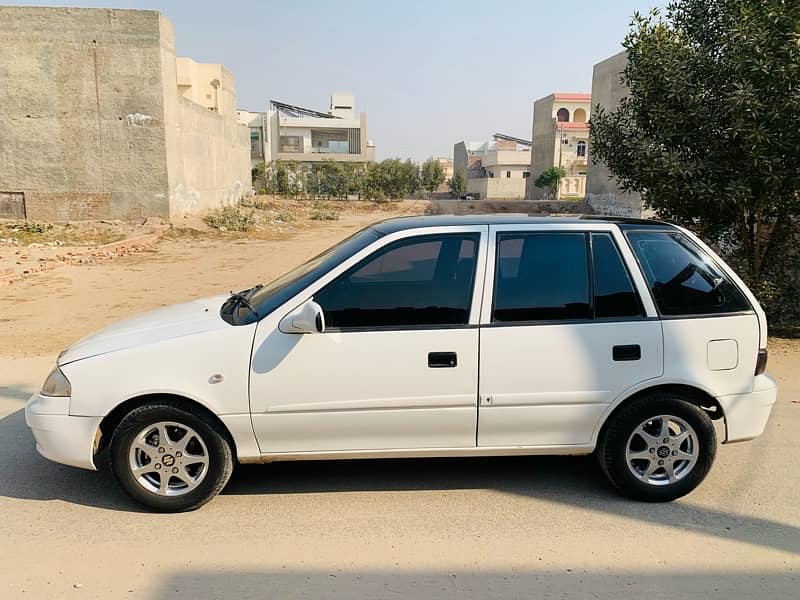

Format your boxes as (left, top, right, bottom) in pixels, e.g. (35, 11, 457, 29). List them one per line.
(228, 286, 261, 319)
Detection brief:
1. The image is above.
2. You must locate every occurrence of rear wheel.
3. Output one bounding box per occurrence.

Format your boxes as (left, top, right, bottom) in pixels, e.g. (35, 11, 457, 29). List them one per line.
(109, 402, 233, 512)
(598, 393, 716, 502)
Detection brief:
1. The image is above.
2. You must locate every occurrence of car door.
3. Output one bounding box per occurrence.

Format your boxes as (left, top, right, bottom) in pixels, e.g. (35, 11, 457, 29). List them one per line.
(477, 224, 664, 448)
(249, 226, 487, 454)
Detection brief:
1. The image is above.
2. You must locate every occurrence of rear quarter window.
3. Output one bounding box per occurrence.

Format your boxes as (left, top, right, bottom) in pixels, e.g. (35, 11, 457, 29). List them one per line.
(626, 231, 751, 316)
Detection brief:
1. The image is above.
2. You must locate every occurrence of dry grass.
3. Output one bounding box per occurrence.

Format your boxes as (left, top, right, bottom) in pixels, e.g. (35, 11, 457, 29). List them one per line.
(172, 196, 426, 241)
(0, 219, 163, 247)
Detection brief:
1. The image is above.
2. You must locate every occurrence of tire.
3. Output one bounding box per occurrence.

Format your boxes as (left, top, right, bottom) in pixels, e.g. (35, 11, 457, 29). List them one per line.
(109, 401, 234, 512)
(597, 392, 716, 502)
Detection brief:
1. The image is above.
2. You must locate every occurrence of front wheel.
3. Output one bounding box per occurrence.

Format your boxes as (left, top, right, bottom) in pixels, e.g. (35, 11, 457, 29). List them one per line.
(109, 402, 234, 512)
(597, 393, 716, 502)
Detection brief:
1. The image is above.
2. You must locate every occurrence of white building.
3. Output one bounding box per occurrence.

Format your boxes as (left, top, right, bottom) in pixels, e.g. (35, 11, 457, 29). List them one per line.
(234, 109, 268, 168)
(237, 93, 376, 167)
(453, 134, 531, 200)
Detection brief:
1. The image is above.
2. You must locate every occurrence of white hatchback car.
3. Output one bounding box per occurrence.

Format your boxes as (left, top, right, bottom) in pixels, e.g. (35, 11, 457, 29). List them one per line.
(26, 216, 777, 511)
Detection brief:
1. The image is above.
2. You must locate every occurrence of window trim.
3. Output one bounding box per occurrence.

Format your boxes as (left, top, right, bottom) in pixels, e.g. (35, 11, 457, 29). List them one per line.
(623, 229, 754, 318)
(589, 231, 646, 319)
(480, 224, 657, 325)
(272, 225, 490, 334)
(316, 232, 482, 332)
(491, 231, 594, 323)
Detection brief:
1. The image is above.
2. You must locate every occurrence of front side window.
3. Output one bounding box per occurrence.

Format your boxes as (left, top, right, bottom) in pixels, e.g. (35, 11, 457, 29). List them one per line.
(493, 232, 591, 322)
(315, 233, 479, 329)
(626, 231, 751, 316)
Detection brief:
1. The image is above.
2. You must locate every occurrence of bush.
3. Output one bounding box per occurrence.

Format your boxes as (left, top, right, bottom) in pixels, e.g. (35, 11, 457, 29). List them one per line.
(310, 206, 339, 221)
(310, 209, 339, 221)
(240, 196, 271, 210)
(274, 210, 295, 223)
(9, 222, 53, 234)
(204, 205, 256, 231)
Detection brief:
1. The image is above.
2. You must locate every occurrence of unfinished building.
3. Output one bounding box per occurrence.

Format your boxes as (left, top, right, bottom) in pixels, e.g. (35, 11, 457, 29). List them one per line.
(0, 6, 251, 221)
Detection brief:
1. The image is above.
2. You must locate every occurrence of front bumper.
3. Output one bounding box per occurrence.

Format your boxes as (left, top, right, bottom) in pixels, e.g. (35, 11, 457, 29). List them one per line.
(25, 393, 101, 470)
(718, 374, 778, 443)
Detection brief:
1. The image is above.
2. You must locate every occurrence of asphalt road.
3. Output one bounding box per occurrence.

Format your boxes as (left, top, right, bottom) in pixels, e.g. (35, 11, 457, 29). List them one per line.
(0, 353, 798, 599)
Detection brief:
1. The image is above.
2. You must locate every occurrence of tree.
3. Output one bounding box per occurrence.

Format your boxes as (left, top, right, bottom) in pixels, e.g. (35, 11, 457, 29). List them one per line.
(275, 161, 290, 196)
(534, 166, 567, 200)
(449, 168, 467, 196)
(590, 0, 800, 290)
(420, 158, 445, 197)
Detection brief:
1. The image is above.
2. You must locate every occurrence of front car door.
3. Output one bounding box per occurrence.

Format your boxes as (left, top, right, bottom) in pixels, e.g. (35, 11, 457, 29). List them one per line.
(477, 223, 664, 449)
(249, 225, 487, 455)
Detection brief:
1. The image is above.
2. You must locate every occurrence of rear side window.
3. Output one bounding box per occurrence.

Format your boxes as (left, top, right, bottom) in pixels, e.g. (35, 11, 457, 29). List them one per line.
(315, 233, 479, 329)
(493, 232, 591, 321)
(591, 233, 643, 318)
(626, 231, 751, 316)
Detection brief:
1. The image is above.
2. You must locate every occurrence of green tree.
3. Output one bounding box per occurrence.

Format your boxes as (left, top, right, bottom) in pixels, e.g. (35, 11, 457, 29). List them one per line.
(251, 162, 269, 193)
(400, 159, 421, 197)
(589, 0, 800, 291)
(420, 158, 446, 197)
(534, 166, 567, 200)
(275, 161, 290, 196)
(449, 168, 467, 196)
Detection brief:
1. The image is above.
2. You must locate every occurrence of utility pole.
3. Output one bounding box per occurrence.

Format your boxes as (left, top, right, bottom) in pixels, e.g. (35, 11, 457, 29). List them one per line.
(556, 124, 565, 201)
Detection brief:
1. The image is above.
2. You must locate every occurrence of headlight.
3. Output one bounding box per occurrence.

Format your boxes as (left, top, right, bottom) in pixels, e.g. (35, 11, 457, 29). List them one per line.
(41, 366, 72, 397)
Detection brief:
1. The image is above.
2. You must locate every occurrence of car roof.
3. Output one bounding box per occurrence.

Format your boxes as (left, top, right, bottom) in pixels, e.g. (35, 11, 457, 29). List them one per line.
(370, 213, 675, 235)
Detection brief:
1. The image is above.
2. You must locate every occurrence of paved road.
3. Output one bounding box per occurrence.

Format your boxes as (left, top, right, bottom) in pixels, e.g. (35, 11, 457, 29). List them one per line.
(1, 353, 798, 599)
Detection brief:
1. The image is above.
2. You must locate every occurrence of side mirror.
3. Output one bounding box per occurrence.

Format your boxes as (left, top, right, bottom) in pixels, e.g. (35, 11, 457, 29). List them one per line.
(279, 300, 326, 334)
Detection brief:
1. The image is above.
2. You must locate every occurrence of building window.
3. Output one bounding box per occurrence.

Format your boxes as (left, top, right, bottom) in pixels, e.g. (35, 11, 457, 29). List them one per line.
(279, 135, 303, 153)
(576, 140, 586, 157)
(573, 108, 587, 123)
(556, 108, 570, 122)
(249, 128, 263, 159)
(522, 172, 530, 179)
(506, 171, 511, 178)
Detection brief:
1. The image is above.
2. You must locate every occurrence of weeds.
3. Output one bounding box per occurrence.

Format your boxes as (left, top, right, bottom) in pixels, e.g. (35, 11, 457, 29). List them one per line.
(274, 211, 295, 223)
(7, 222, 53, 234)
(310, 208, 339, 221)
(204, 205, 256, 231)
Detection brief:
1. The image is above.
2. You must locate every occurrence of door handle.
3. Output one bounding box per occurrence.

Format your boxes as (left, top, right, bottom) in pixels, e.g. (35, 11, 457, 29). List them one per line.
(613, 344, 641, 361)
(428, 352, 457, 368)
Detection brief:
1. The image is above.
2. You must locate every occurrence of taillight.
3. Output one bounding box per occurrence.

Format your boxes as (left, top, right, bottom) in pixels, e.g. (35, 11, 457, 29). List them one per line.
(754, 349, 768, 375)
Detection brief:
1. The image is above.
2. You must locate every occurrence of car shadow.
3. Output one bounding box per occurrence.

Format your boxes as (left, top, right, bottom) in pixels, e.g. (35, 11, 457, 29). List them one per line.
(151, 568, 797, 600)
(0, 409, 147, 512)
(3, 404, 798, 554)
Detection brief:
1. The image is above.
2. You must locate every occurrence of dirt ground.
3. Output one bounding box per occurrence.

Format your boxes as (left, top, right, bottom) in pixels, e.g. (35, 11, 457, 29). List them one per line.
(0, 204, 799, 599)
(0, 199, 425, 356)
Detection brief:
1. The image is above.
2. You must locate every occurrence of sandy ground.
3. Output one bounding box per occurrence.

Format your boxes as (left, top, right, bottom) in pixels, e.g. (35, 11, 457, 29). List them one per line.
(0, 207, 799, 599)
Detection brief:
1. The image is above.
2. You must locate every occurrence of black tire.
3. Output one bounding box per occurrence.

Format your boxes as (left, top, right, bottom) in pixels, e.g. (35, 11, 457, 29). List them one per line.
(597, 392, 716, 502)
(109, 401, 234, 512)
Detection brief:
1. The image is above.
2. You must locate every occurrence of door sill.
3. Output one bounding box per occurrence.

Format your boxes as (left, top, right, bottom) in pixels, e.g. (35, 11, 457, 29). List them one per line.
(250, 444, 595, 464)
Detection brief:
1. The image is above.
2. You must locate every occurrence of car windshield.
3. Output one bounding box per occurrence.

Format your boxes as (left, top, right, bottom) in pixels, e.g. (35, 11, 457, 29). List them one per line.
(222, 226, 383, 325)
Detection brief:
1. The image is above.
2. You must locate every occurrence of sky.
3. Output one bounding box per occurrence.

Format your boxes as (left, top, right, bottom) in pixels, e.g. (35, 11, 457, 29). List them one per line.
(6, 0, 663, 161)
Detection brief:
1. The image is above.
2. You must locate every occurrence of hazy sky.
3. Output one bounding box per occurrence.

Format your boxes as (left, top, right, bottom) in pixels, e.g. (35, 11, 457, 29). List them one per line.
(6, 0, 662, 161)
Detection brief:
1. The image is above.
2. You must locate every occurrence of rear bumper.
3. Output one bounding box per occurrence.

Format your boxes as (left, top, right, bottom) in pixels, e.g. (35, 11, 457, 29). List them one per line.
(718, 374, 778, 443)
(25, 393, 101, 470)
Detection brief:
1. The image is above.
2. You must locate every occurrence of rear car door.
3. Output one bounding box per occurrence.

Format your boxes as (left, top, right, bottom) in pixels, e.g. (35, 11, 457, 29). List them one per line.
(477, 223, 664, 448)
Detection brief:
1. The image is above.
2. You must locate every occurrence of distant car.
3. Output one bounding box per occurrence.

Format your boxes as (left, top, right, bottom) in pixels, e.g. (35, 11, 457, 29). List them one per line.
(26, 215, 777, 512)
